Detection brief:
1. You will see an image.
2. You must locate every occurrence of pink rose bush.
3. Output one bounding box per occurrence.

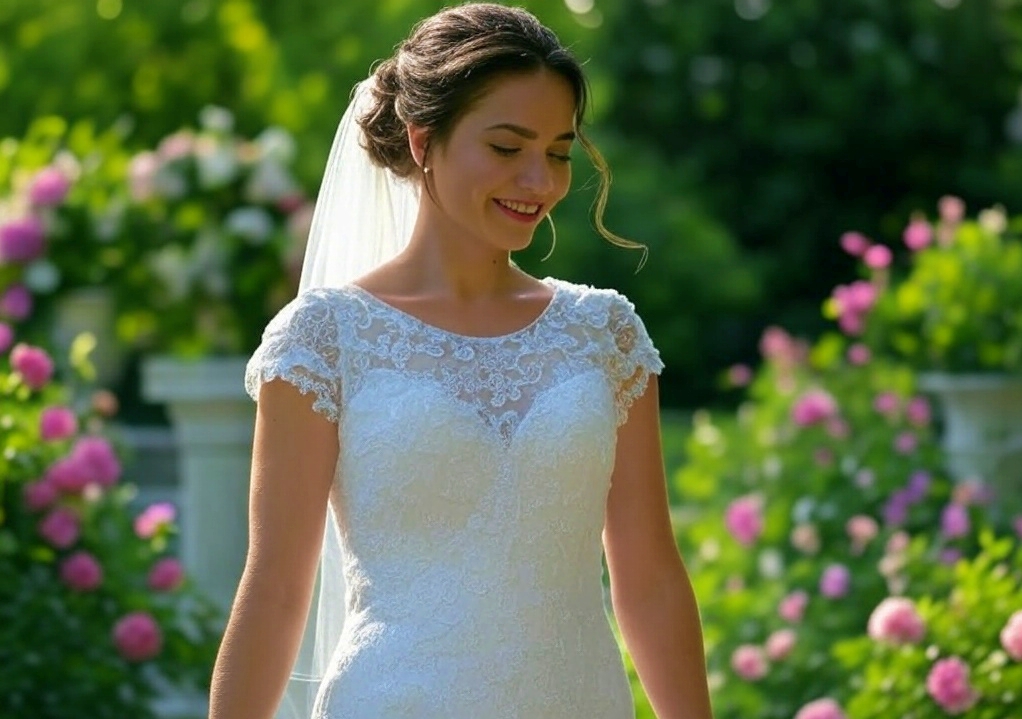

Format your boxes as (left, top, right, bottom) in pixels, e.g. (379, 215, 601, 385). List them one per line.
(0, 335, 221, 715)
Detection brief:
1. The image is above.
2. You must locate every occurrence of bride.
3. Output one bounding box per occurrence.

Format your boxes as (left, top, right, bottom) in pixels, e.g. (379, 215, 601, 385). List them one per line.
(208, 4, 712, 718)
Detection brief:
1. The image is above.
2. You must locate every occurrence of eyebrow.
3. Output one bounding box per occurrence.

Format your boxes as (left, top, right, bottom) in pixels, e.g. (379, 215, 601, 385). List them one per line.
(485, 123, 575, 142)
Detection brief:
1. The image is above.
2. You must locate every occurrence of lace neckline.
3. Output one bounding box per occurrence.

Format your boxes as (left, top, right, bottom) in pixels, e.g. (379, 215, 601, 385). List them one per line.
(345, 276, 562, 342)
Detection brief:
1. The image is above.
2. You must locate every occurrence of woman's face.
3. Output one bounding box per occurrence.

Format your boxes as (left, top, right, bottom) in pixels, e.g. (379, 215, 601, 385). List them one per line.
(420, 69, 576, 253)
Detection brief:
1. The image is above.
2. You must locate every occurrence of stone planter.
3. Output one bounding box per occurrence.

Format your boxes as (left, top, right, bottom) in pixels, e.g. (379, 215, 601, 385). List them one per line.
(917, 372, 1022, 517)
(51, 287, 125, 387)
(141, 355, 254, 614)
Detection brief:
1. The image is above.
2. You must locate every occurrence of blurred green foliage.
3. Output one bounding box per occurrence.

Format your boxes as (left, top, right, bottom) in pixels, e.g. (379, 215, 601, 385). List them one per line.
(3, 0, 1022, 405)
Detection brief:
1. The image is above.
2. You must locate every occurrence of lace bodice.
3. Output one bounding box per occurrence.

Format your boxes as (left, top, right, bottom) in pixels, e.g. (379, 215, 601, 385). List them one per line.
(245, 277, 663, 719)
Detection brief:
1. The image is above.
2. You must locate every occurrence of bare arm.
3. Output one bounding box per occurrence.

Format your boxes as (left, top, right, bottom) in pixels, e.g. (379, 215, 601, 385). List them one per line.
(209, 378, 340, 719)
(603, 374, 713, 719)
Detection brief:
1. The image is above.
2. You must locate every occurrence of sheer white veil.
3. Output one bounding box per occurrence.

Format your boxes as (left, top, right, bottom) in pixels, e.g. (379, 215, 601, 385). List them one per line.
(277, 74, 419, 719)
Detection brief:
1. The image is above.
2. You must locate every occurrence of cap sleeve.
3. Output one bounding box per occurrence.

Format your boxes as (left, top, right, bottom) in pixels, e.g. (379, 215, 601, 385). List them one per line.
(244, 288, 342, 422)
(606, 292, 664, 425)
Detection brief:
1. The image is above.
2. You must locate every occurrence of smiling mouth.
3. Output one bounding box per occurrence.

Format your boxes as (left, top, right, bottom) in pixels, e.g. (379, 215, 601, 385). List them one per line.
(494, 198, 543, 222)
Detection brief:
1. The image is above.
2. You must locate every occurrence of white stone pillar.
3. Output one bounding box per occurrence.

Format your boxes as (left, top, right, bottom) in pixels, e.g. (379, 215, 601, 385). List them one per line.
(141, 356, 254, 614)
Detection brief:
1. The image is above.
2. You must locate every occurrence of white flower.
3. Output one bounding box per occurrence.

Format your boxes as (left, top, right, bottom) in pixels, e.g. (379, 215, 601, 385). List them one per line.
(196, 145, 238, 189)
(244, 158, 298, 203)
(256, 127, 296, 164)
(226, 206, 275, 244)
(199, 105, 235, 134)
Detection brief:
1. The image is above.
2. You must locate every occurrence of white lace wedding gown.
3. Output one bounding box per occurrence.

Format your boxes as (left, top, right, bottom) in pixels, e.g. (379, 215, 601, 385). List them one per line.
(245, 276, 663, 719)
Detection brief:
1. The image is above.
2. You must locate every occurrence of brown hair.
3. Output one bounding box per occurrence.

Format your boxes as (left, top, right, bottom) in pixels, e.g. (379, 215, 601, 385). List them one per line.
(356, 2, 645, 264)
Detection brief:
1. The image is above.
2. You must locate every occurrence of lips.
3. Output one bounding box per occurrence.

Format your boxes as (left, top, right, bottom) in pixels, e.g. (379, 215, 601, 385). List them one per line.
(493, 199, 543, 223)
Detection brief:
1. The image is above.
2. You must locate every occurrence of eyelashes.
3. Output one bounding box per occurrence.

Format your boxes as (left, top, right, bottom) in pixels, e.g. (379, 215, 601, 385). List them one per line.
(489, 145, 572, 164)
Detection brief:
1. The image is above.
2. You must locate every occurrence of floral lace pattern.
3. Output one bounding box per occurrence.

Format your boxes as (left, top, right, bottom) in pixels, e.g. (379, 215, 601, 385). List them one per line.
(244, 277, 662, 719)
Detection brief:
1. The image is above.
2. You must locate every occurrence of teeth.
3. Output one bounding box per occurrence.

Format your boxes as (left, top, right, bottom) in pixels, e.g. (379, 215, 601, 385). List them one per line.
(497, 199, 540, 215)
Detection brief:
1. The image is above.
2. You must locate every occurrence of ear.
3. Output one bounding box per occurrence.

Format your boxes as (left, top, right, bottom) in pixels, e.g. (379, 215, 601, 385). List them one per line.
(407, 123, 430, 170)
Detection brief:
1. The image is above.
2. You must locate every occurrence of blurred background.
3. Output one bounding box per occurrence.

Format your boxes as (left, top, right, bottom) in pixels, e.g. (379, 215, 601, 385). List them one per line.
(7, 0, 1022, 409)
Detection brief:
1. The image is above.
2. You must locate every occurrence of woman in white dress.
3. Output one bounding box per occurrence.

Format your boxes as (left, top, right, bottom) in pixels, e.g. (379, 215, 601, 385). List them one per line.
(209, 4, 712, 718)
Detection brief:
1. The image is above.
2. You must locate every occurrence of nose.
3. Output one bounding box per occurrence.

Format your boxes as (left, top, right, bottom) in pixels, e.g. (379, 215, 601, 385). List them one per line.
(516, 155, 555, 195)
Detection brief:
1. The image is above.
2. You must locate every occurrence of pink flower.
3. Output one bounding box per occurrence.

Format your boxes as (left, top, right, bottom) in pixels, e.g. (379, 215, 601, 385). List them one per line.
(765, 628, 797, 660)
(47, 456, 92, 494)
(926, 657, 978, 714)
(10, 343, 53, 389)
(820, 564, 851, 599)
(894, 431, 918, 455)
(791, 389, 838, 426)
(794, 697, 847, 719)
(730, 644, 768, 681)
(835, 281, 877, 314)
(148, 557, 185, 591)
(791, 524, 821, 555)
(837, 312, 864, 336)
(23, 477, 58, 511)
(903, 219, 933, 251)
(157, 131, 195, 161)
(134, 502, 177, 539)
(127, 152, 160, 202)
(939, 195, 966, 224)
(38, 507, 80, 549)
(873, 392, 899, 416)
(112, 611, 163, 662)
(1000, 610, 1022, 661)
(40, 406, 79, 441)
(779, 590, 810, 623)
(29, 167, 72, 206)
(70, 436, 121, 487)
(839, 231, 870, 256)
(863, 244, 893, 269)
(846, 343, 871, 366)
(906, 396, 931, 426)
(724, 495, 764, 546)
(0, 322, 12, 353)
(941, 503, 970, 539)
(0, 284, 33, 321)
(905, 470, 931, 502)
(759, 326, 807, 367)
(0, 216, 46, 262)
(60, 551, 103, 591)
(940, 548, 963, 565)
(727, 363, 753, 388)
(867, 597, 926, 644)
(825, 417, 850, 440)
(846, 514, 879, 553)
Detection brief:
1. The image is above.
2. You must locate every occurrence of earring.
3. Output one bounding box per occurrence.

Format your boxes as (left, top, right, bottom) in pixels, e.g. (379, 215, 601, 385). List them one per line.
(423, 166, 432, 174)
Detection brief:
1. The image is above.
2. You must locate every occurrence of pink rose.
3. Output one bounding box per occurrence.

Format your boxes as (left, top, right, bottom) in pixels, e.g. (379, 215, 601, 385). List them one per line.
(778, 590, 809, 623)
(903, 219, 933, 251)
(835, 280, 877, 314)
(867, 597, 926, 644)
(23, 477, 58, 511)
(40, 406, 79, 441)
(846, 343, 871, 366)
(939, 195, 965, 224)
(38, 507, 80, 549)
(1000, 610, 1022, 661)
(791, 389, 838, 427)
(730, 644, 768, 681)
(846, 514, 879, 553)
(894, 431, 918, 455)
(0, 322, 12, 353)
(724, 495, 764, 546)
(148, 557, 185, 591)
(28, 167, 72, 206)
(0, 284, 33, 321)
(60, 551, 103, 591)
(70, 436, 121, 487)
(47, 456, 92, 494)
(863, 244, 893, 269)
(873, 392, 899, 416)
(839, 231, 870, 256)
(134, 502, 177, 539)
(906, 396, 931, 426)
(794, 698, 847, 719)
(0, 216, 46, 263)
(926, 657, 978, 714)
(941, 503, 970, 539)
(819, 564, 851, 599)
(112, 611, 163, 662)
(10, 343, 54, 389)
(765, 628, 797, 661)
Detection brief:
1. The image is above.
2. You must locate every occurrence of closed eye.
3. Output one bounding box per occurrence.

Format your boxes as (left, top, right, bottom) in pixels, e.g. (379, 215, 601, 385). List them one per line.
(490, 145, 572, 164)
